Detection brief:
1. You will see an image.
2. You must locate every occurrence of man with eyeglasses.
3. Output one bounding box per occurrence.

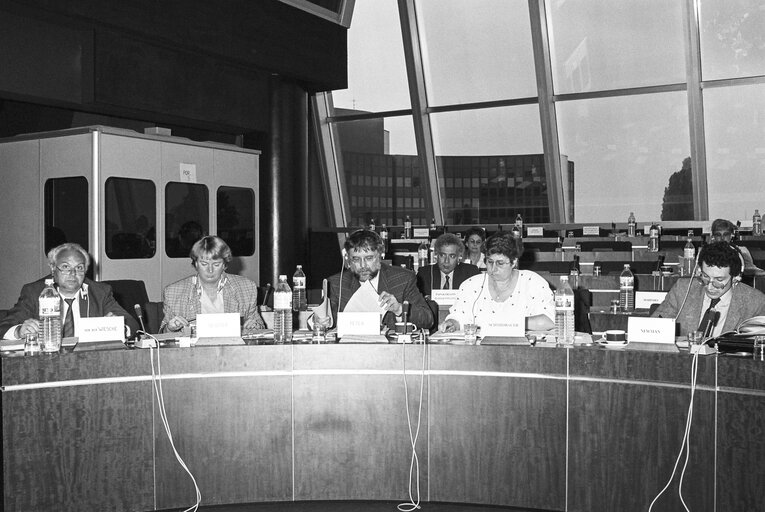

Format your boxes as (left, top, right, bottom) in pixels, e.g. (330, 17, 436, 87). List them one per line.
(0, 243, 139, 340)
(417, 233, 480, 298)
(652, 241, 765, 337)
(314, 229, 433, 331)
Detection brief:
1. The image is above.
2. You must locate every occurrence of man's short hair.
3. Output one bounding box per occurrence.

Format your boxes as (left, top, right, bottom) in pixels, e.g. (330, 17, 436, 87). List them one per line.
(711, 218, 736, 234)
(47, 243, 91, 269)
(433, 233, 465, 259)
(344, 229, 384, 254)
(190, 236, 232, 267)
(700, 241, 742, 277)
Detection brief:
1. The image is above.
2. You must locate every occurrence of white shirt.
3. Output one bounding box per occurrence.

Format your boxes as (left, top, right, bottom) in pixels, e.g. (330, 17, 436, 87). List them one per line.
(699, 288, 732, 338)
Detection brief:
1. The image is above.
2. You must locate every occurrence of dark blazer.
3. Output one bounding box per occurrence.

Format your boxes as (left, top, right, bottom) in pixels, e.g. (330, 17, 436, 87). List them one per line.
(0, 276, 140, 338)
(416, 262, 481, 298)
(652, 277, 765, 335)
(327, 263, 433, 331)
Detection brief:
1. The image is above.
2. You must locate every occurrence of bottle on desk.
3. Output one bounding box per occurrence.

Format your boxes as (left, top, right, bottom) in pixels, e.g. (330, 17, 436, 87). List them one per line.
(648, 223, 660, 252)
(417, 240, 429, 271)
(627, 212, 637, 237)
(39, 278, 61, 353)
(619, 264, 635, 312)
(380, 223, 389, 258)
(369, 218, 376, 232)
(555, 276, 575, 345)
(514, 213, 523, 238)
(404, 216, 412, 239)
(684, 231, 695, 260)
(292, 265, 307, 312)
(753, 210, 762, 237)
(274, 275, 293, 344)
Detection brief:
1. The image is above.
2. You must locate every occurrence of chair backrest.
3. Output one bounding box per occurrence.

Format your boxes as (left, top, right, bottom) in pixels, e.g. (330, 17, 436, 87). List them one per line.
(102, 279, 149, 323)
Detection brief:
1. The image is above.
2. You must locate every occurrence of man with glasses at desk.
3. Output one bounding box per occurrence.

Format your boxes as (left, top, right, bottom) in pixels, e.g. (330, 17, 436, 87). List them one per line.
(0, 243, 139, 339)
(652, 241, 765, 337)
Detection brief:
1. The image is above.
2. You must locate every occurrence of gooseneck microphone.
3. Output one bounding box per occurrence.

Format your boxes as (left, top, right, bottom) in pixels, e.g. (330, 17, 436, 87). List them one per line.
(402, 300, 410, 334)
(700, 308, 720, 340)
(261, 283, 273, 309)
(134, 304, 147, 334)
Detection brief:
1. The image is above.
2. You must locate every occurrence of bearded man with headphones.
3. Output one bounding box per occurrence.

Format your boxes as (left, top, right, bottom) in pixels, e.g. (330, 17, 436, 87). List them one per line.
(652, 241, 765, 337)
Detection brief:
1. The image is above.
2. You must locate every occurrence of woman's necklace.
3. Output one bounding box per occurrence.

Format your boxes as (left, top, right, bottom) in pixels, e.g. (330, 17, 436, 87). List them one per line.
(489, 270, 517, 301)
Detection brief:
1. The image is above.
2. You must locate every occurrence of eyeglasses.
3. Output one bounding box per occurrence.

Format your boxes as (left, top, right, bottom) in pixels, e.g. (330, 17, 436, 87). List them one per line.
(56, 264, 86, 275)
(698, 273, 731, 289)
(486, 259, 512, 269)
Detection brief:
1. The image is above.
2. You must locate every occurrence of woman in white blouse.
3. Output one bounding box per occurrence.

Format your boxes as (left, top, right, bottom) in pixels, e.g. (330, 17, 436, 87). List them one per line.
(440, 233, 555, 333)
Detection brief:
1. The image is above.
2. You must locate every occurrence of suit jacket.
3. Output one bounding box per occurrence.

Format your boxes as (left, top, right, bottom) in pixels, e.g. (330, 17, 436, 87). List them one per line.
(652, 277, 765, 336)
(0, 277, 140, 338)
(416, 262, 481, 298)
(161, 273, 264, 331)
(328, 263, 433, 331)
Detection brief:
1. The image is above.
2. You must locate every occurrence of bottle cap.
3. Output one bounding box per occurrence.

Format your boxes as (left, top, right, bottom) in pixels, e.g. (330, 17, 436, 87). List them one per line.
(279, 274, 287, 280)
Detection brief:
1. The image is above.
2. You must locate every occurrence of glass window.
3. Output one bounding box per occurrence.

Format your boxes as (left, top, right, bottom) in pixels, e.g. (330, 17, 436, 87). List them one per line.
(546, 0, 686, 94)
(165, 182, 209, 258)
(704, 83, 765, 221)
(415, 0, 537, 105)
(336, 115, 432, 227)
(217, 186, 255, 257)
(105, 177, 156, 259)
(556, 91, 690, 223)
(699, 0, 765, 80)
(332, 0, 410, 113)
(44, 177, 88, 254)
(430, 105, 544, 224)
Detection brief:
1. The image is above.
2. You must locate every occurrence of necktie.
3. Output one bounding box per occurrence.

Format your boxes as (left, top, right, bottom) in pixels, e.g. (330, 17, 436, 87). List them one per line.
(697, 297, 721, 332)
(444, 275, 450, 290)
(63, 298, 75, 338)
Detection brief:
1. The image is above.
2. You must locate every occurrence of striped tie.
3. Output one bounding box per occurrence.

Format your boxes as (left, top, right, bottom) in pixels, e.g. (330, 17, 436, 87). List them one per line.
(63, 298, 75, 338)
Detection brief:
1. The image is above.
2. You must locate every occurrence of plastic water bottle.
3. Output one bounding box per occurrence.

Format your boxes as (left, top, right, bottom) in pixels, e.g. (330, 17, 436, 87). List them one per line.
(684, 230, 695, 260)
(380, 223, 389, 258)
(404, 216, 412, 239)
(292, 265, 307, 312)
(619, 264, 635, 312)
(273, 275, 293, 344)
(39, 278, 61, 353)
(369, 218, 376, 232)
(515, 213, 523, 237)
(753, 210, 762, 237)
(417, 240, 429, 270)
(648, 223, 660, 252)
(627, 212, 636, 237)
(555, 276, 575, 345)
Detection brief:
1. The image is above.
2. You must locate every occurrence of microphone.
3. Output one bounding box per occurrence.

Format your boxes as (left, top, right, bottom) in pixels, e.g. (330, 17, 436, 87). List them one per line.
(700, 308, 720, 340)
(260, 283, 272, 310)
(134, 304, 147, 334)
(402, 300, 410, 334)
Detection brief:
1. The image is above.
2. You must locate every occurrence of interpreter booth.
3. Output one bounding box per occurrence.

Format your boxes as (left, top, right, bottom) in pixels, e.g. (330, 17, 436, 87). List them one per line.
(0, 126, 260, 307)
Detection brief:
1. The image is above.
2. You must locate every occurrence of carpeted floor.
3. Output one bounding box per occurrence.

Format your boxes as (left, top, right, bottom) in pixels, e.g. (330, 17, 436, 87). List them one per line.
(158, 501, 549, 512)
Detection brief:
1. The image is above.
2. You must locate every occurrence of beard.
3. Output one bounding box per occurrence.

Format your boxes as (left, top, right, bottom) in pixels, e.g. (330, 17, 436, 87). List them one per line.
(353, 267, 380, 282)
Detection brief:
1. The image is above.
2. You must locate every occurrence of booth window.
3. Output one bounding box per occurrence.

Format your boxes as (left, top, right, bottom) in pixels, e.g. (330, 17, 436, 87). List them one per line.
(104, 177, 156, 259)
(217, 186, 255, 256)
(165, 182, 209, 258)
(44, 177, 88, 254)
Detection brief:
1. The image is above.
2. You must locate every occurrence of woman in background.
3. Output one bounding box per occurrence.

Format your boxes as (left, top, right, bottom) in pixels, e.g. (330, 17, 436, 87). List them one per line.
(463, 227, 487, 270)
(441, 232, 554, 333)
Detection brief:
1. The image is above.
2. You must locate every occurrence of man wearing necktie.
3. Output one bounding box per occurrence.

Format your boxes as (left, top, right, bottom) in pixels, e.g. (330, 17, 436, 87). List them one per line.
(416, 233, 480, 298)
(0, 243, 139, 340)
(652, 241, 765, 337)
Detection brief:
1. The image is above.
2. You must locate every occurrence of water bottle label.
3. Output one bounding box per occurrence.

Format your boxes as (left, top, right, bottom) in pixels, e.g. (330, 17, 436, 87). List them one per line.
(555, 296, 574, 310)
(274, 292, 291, 309)
(294, 277, 306, 289)
(684, 248, 695, 259)
(39, 297, 59, 316)
(620, 277, 634, 288)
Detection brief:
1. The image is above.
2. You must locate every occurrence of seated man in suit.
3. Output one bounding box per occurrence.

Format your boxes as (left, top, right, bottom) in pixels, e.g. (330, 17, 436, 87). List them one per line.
(315, 229, 433, 331)
(417, 233, 480, 298)
(0, 243, 140, 339)
(652, 241, 765, 337)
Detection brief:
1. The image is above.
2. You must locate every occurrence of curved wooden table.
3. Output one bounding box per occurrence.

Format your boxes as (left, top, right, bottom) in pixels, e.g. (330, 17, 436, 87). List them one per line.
(2, 342, 764, 512)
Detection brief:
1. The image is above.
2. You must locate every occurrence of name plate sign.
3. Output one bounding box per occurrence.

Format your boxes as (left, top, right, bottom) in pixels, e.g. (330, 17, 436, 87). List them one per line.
(582, 226, 601, 236)
(338, 312, 381, 337)
(196, 313, 241, 338)
(432, 289, 459, 306)
(481, 310, 524, 338)
(526, 226, 544, 237)
(627, 317, 675, 344)
(413, 228, 429, 238)
(635, 291, 667, 309)
(75, 316, 125, 342)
